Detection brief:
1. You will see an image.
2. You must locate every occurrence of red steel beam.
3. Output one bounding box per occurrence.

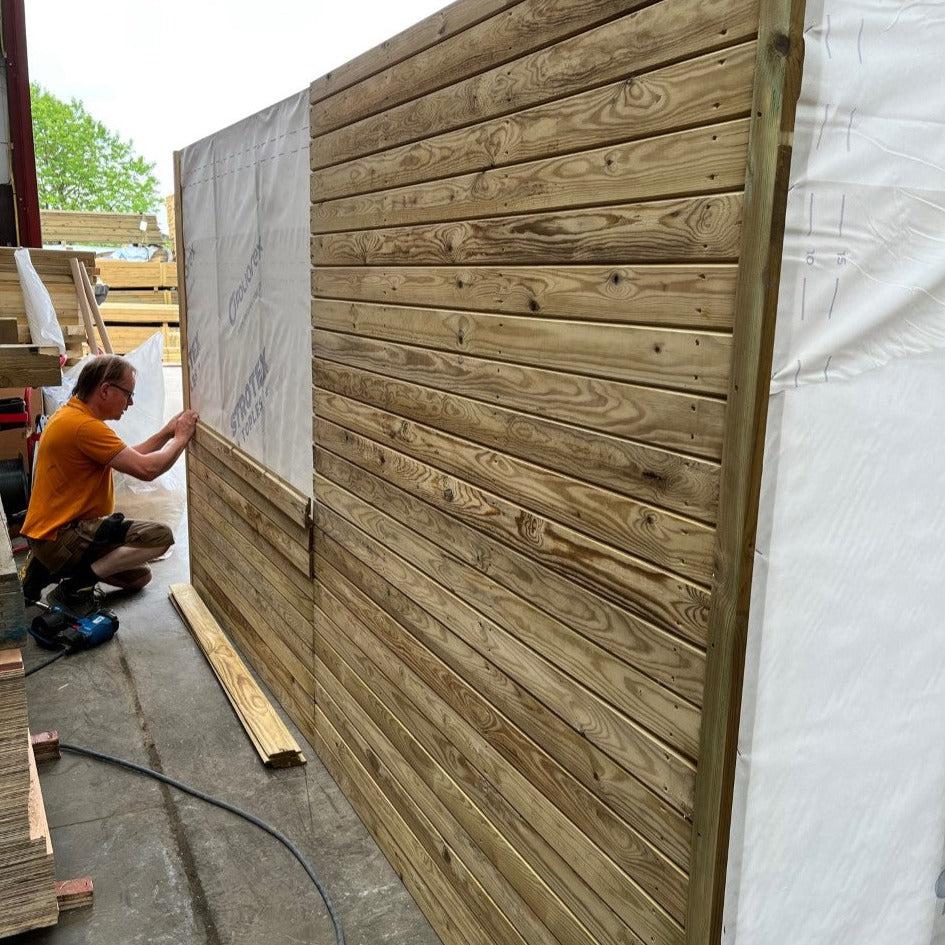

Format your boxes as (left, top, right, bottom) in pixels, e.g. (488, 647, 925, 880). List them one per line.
(2, 0, 41, 246)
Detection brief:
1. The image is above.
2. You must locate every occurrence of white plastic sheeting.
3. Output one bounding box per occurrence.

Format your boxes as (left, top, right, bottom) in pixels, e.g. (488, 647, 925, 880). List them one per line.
(179, 89, 311, 496)
(725, 3, 945, 943)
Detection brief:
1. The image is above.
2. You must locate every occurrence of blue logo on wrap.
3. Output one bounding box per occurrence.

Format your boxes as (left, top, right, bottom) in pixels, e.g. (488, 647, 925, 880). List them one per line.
(227, 239, 263, 327)
(230, 349, 269, 443)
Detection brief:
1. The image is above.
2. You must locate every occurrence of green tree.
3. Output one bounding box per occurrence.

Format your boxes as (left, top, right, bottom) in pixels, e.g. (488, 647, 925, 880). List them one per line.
(30, 83, 160, 213)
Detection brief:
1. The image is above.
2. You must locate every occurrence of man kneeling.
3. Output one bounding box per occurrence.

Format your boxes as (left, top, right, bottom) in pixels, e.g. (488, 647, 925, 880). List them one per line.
(22, 354, 198, 602)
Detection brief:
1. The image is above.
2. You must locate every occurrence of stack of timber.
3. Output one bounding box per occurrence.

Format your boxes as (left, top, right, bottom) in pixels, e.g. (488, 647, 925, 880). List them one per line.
(98, 259, 180, 364)
(166, 195, 176, 248)
(0, 650, 58, 936)
(41, 210, 165, 248)
(186, 422, 315, 742)
(170, 583, 306, 767)
(0, 247, 95, 367)
(305, 2, 803, 945)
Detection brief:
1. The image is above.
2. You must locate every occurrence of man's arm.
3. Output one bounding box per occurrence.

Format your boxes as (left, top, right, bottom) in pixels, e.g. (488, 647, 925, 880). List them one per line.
(133, 411, 182, 455)
(110, 410, 198, 481)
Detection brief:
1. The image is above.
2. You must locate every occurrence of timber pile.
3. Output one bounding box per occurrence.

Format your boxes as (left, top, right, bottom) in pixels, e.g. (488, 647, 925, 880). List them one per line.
(41, 210, 165, 247)
(98, 259, 180, 365)
(0, 650, 58, 937)
(0, 247, 95, 367)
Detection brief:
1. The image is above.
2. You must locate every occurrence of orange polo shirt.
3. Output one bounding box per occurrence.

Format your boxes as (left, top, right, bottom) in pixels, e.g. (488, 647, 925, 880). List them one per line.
(22, 397, 127, 541)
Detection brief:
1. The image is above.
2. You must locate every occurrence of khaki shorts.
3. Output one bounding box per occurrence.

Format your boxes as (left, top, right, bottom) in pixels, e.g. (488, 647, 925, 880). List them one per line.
(28, 517, 174, 576)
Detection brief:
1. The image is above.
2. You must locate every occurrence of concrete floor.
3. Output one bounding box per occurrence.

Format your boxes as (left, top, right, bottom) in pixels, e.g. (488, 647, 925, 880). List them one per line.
(11, 369, 442, 945)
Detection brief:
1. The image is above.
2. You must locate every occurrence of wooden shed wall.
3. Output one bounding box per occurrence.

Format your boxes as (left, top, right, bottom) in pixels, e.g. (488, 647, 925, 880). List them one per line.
(187, 423, 316, 743)
(309, 2, 802, 945)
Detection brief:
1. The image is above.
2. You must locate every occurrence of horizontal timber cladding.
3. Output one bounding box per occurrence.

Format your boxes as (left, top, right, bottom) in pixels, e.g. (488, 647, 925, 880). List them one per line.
(185, 423, 316, 744)
(310, 1, 803, 944)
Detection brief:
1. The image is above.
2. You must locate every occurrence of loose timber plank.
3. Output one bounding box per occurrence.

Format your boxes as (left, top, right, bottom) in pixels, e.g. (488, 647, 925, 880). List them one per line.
(312, 0, 657, 136)
(99, 302, 179, 325)
(313, 43, 757, 200)
(310, 0, 522, 104)
(30, 732, 60, 763)
(314, 387, 715, 584)
(312, 193, 743, 266)
(188, 519, 314, 675)
(314, 344, 726, 462)
(312, 263, 739, 332)
(168, 583, 305, 767)
(314, 299, 732, 395)
(312, 345, 721, 522)
(192, 568, 315, 737)
(313, 121, 749, 234)
(312, 0, 759, 167)
(0, 247, 96, 278)
(97, 259, 177, 288)
(686, 3, 806, 943)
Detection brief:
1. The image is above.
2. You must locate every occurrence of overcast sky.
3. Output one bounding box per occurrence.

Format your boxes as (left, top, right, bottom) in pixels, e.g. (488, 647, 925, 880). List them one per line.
(25, 0, 446, 226)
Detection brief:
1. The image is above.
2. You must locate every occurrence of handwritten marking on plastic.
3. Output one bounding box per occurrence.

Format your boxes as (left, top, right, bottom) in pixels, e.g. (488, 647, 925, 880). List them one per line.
(828, 278, 840, 319)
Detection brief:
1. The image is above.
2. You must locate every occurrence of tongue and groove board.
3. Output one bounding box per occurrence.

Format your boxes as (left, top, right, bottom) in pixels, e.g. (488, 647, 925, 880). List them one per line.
(311, 1, 804, 944)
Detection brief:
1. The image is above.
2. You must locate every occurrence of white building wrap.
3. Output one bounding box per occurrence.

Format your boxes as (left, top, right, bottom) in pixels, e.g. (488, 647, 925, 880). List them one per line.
(179, 89, 311, 495)
(725, 2, 945, 943)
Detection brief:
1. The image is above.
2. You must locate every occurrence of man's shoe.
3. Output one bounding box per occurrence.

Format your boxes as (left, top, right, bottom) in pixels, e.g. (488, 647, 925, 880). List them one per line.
(47, 578, 98, 611)
(21, 555, 53, 604)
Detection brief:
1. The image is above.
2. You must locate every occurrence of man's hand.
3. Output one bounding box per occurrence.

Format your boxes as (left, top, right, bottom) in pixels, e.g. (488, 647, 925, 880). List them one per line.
(174, 409, 199, 443)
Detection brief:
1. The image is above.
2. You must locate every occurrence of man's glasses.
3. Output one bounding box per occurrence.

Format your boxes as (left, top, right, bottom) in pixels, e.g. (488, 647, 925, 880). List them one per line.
(110, 383, 135, 404)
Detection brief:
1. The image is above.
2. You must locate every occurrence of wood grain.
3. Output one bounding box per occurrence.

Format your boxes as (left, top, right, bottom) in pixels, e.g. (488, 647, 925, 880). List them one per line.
(169, 583, 305, 766)
(309, 0, 522, 105)
(312, 42, 757, 199)
(315, 479, 699, 813)
(314, 340, 725, 460)
(314, 386, 715, 584)
(313, 120, 749, 233)
(312, 193, 743, 266)
(318, 530, 697, 868)
(313, 585, 685, 945)
(315, 298, 732, 394)
(312, 344, 722, 521)
(313, 0, 759, 167)
(315, 445, 706, 708)
(311, 0, 656, 136)
(312, 263, 739, 331)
